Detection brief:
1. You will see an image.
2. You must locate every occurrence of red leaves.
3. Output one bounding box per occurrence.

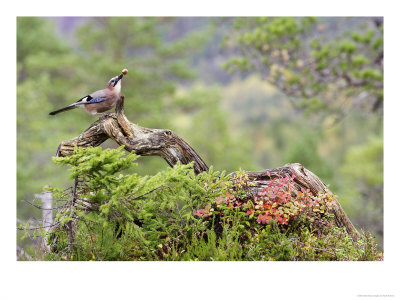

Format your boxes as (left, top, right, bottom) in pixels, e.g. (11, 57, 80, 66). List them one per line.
(193, 170, 326, 230)
(263, 202, 271, 210)
(250, 172, 314, 227)
(276, 214, 288, 225)
(215, 196, 225, 206)
(256, 213, 288, 225)
(194, 204, 212, 217)
(193, 209, 211, 217)
(246, 208, 255, 216)
(257, 213, 272, 224)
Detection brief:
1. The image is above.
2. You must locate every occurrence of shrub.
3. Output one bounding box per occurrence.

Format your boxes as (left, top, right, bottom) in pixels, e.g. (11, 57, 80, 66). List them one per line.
(22, 146, 381, 261)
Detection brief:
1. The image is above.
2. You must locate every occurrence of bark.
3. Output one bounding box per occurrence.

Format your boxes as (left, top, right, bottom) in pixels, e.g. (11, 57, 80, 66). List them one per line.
(55, 96, 360, 241)
(66, 178, 78, 260)
(56, 96, 208, 175)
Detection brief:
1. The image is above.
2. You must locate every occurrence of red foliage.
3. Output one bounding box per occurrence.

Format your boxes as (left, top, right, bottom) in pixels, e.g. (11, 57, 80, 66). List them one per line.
(194, 171, 332, 229)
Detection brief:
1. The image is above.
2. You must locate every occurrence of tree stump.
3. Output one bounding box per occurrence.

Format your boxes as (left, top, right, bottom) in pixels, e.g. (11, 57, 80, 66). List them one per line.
(56, 96, 360, 241)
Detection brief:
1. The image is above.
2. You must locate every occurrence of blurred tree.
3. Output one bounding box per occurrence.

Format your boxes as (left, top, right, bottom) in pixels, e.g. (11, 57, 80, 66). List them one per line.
(339, 134, 383, 247)
(17, 17, 79, 221)
(283, 130, 333, 183)
(17, 18, 69, 79)
(17, 17, 253, 227)
(223, 17, 383, 118)
(168, 86, 256, 172)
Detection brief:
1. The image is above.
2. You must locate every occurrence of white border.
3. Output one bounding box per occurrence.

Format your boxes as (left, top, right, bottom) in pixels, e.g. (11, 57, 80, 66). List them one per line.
(2, 0, 399, 299)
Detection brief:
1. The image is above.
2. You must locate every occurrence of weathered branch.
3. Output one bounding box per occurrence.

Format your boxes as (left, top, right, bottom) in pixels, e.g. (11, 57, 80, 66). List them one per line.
(57, 96, 209, 175)
(55, 96, 359, 241)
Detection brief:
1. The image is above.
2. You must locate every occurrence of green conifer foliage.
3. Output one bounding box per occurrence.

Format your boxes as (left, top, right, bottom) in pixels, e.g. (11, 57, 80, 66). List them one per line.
(223, 17, 383, 115)
(33, 147, 381, 261)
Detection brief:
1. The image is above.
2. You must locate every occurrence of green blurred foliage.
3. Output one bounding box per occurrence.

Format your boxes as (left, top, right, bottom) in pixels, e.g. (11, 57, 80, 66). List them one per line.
(339, 135, 383, 246)
(169, 86, 256, 172)
(341, 135, 383, 186)
(17, 18, 78, 221)
(283, 130, 333, 181)
(224, 17, 383, 116)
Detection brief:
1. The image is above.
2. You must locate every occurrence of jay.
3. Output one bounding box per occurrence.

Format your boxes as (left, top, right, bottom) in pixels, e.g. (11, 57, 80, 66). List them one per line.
(49, 69, 128, 116)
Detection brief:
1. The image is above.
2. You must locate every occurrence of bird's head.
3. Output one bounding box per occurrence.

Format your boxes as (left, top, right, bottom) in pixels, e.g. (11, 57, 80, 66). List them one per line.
(107, 75, 122, 92)
(106, 69, 128, 93)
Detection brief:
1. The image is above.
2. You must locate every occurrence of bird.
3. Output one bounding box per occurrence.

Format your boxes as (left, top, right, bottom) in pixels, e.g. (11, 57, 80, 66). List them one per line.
(49, 69, 128, 116)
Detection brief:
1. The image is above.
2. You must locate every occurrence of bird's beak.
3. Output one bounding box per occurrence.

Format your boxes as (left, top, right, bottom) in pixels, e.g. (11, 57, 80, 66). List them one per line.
(113, 73, 124, 87)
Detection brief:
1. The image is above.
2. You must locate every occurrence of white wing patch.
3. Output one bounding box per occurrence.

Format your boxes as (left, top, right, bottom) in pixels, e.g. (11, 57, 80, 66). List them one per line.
(80, 96, 90, 103)
(73, 95, 91, 108)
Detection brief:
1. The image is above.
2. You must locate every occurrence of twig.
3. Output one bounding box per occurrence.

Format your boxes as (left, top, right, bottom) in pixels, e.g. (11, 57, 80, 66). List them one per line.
(23, 199, 67, 211)
(17, 221, 61, 231)
(126, 185, 165, 202)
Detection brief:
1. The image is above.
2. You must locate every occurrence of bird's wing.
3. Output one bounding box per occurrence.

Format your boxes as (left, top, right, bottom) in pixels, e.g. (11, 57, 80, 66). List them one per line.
(49, 90, 107, 115)
(86, 97, 107, 104)
(75, 95, 107, 105)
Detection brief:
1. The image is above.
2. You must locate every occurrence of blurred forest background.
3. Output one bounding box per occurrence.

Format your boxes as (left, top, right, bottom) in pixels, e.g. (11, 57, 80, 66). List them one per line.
(17, 17, 383, 250)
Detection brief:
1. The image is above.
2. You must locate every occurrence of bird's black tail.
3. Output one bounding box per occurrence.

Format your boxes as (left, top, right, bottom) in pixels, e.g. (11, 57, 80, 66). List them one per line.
(49, 104, 77, 115)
